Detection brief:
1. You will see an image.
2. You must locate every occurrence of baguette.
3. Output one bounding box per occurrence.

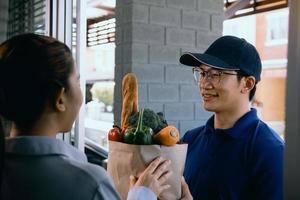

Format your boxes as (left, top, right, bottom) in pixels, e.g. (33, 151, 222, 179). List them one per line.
(121, 73, 138, 129)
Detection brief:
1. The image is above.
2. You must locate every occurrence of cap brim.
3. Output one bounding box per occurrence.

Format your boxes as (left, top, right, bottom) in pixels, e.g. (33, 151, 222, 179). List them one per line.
(179, 52, 239, 71)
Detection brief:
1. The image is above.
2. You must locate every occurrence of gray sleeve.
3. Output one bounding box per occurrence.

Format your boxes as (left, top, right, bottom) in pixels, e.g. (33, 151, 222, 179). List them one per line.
(91, 175, 122, 200)
(127, 186, 157, 200)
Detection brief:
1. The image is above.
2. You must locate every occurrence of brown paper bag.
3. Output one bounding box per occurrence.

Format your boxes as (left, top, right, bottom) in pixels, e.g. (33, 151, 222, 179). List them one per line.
(107, 141, 188, 200)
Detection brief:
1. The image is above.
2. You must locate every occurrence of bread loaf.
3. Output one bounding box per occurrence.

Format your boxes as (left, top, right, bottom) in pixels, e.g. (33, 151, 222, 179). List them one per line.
(121, 73, 138, 129)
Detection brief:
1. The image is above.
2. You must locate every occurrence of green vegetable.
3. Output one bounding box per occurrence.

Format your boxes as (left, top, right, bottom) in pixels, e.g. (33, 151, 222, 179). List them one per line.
(156, 112, 168, 131)
(123, 108, 153, 145)
(128, 108, 168, 134)
(123, 127, 135, 144)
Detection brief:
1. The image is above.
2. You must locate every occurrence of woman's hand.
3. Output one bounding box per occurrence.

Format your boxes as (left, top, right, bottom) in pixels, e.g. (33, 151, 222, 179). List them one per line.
(180, 176, 193, 200)
(129, 157, 172, 196)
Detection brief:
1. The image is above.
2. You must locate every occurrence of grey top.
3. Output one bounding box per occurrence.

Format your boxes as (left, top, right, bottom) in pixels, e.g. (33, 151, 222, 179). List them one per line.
(1, 136, 156, 200)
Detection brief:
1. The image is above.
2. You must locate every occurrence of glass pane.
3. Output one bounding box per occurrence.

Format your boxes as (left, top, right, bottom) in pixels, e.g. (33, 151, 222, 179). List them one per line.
(85, 81, 114, 148)
(84, 0, 116, 149)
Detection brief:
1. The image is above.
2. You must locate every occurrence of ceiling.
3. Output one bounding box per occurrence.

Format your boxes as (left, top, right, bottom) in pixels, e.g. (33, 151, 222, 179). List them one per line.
(224, 0, 289, 19)
(84, 0, 289, 24)
(86, 0, 115, 20)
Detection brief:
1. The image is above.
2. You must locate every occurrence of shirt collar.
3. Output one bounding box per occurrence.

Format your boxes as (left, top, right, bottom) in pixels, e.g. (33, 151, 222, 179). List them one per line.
(204, 108, 259, 139)
(5, 136, 87, 162)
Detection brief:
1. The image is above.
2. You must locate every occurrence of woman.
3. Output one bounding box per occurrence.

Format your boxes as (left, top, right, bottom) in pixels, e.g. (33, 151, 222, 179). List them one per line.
(0, 34, 191, 200)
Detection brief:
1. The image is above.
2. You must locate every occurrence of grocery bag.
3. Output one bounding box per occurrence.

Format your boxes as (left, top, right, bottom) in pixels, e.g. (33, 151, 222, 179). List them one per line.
(107, 141, 188, 200)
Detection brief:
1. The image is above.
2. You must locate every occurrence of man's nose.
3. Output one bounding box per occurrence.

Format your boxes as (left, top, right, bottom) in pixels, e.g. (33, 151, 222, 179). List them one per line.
(200, 78, 213, 89)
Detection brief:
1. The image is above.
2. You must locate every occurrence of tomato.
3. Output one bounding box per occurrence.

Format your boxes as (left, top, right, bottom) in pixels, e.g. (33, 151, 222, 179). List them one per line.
(108, 125, 123, 142)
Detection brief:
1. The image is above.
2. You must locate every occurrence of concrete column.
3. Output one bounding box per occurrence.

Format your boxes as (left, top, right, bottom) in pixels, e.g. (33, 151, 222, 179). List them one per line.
(114, 0, 223, 135)
(284, 0, 300, 198)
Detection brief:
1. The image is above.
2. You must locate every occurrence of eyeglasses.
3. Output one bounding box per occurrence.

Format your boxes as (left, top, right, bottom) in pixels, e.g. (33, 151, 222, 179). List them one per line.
(192, 67, 238, 85)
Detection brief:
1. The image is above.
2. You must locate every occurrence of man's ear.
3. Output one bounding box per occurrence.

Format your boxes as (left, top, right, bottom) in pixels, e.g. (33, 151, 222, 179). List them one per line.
(55, 87, 66, 112)
(241, 76, 255, 94)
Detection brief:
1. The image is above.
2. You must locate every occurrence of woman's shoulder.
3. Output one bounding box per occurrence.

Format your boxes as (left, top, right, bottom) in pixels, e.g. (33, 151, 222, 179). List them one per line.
(65, 158, 110, 184)
(66, 160, 121, 200)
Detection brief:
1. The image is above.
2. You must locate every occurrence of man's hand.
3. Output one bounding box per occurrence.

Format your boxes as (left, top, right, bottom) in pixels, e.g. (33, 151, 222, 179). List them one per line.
(180, 176, 193, 200)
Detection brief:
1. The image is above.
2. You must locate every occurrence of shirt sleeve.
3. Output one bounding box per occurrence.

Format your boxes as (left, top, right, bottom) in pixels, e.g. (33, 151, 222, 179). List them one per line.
(127, 186, 157, 200)
(91, 174, 122, 200)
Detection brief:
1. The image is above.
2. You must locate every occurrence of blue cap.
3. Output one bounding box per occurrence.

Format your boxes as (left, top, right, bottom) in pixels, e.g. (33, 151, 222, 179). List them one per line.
(179, 35, 262, 82)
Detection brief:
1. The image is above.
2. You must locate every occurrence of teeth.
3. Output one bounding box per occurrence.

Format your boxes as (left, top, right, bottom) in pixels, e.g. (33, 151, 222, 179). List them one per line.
(203, 94, 217, 97)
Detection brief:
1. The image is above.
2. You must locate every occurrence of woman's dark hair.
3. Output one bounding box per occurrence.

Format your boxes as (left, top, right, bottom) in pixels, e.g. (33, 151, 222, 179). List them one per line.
(237, 71, 257, 101)
(0, 33, 74, 132)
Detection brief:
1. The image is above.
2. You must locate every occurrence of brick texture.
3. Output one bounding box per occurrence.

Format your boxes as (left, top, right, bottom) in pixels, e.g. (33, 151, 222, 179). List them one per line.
(115, 0, 223, 134)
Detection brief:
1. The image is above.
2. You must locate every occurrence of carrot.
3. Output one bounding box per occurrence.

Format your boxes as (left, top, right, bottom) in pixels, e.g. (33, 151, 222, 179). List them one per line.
(121, 73, 139, 129)
(153, 125, 180, 146)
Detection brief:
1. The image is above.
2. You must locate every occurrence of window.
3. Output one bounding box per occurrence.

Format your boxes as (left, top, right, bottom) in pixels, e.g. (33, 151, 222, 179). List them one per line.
(85, 43, 115, 149)
(265, 10, 288, 46)
(85, 81, 114, 148)
(7, 0, 46, 38)
(84, 1, 116, 150)
(223, 15, 256, 45)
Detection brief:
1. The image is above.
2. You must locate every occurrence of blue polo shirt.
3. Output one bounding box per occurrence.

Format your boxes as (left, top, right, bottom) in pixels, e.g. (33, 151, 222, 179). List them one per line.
(182, 108, 284, 200)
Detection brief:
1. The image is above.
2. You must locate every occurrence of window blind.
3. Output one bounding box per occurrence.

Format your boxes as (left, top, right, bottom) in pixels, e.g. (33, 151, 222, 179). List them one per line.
(7, 0, 46, 38)
(87, 16, 115, 47)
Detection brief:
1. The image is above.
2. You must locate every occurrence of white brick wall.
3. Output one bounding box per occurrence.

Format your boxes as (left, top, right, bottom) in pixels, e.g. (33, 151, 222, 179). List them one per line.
(165, 103, 194, 120)
(131, 23, 165, 44)
(125, 4, 149, 23)
(198, 0, 223, 13)
(197, 31, 220, 46)
(180, 120, 206, 136)
(114, 0, 224, 134)
(166, 0, 197, 10)
(139, 102, 164, 113)
(132, 64, 164, 83)
(211, 14, 224, 33)
(180, 84, 201, 102)
(138, 84, 148, 102)
(166, 28, 196, 47)
(165, 65, 194, 84)
(130, 43, 149, 63)
(125, 0, 166, 6)
(150, 6, 180, 27)
(149, 84, 179, 102)
(182, 11, 210, 31)
(150, 45, 180, 64)
(195, 103, 213, 120)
